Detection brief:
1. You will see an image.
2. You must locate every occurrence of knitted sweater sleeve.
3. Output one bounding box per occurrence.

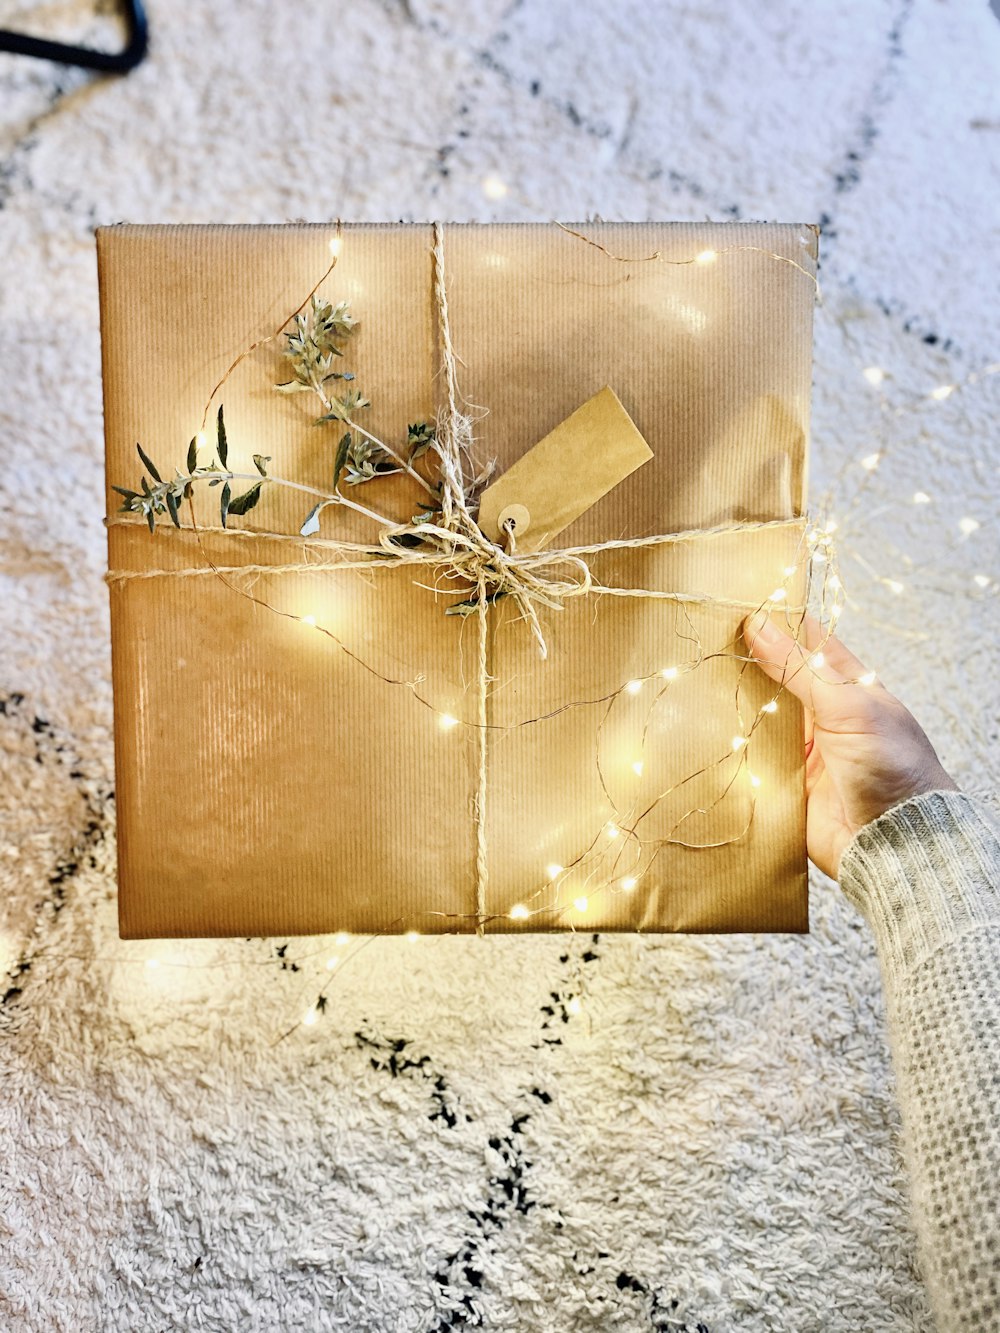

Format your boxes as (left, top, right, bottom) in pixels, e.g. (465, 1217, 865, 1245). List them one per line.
(837, 788, 1000, 1331)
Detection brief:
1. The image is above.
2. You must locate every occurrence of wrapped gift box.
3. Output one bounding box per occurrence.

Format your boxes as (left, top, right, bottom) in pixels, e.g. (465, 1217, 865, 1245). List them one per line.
(97, 221, 818, 939)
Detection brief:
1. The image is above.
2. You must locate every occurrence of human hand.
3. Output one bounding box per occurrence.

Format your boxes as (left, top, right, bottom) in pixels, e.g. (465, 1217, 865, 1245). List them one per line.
(741, 609, 960, 880)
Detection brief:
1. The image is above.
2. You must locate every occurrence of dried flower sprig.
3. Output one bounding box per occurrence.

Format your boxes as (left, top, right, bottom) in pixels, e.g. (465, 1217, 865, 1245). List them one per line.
(113, 405, 276, 533)
(113, 295, 452, 540)
(274, 294, 358, 396)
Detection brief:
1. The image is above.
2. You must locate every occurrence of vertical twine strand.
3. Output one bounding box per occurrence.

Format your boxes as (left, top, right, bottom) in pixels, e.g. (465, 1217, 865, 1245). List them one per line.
(432, 221, 490, 935)
(474, 572, 490, 937)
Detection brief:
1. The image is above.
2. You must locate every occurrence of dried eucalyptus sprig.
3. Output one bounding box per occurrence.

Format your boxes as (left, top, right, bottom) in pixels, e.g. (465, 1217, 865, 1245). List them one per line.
(113, 294, 461, 548)
(115, 404, 406, 536)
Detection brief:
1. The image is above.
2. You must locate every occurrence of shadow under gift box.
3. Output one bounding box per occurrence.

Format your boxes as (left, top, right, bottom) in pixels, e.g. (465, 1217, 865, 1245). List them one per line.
(97, 221, 817, 939)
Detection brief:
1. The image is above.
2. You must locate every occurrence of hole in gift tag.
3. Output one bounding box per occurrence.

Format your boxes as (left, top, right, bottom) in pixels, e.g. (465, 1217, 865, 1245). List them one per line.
(498, 503, 531, 537)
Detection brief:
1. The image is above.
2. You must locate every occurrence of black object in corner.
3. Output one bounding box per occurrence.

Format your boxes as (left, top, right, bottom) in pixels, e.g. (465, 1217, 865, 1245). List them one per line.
(0, 0, 147, 73)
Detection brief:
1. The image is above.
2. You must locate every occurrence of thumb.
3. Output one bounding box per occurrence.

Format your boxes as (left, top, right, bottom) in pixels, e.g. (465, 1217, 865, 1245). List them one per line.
(742, 608, 850, 726)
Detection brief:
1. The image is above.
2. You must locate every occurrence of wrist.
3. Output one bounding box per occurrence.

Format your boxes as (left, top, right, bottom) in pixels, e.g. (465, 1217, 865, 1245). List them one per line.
(838, 789, 1000, 993)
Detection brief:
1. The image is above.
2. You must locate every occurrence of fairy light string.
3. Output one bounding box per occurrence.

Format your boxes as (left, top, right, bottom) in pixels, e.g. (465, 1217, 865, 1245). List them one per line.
(105, 221, 848, 939)
(77, 217, 994, 1040)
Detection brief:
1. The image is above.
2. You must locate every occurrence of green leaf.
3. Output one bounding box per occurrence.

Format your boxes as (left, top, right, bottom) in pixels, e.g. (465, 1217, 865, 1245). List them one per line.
(208, 478, 222, 487)
(445, 589, 510, 617)
(252, 454, 271, 476)
(111, 485, 140, 501)
(300, 503, 323, 537)
(274, 380, 314, 394)
(145, 507, 156, 534)
(165, 490, 181, 528)
(216, 404, 228, 468)
(407, 423, 435, 460)
(186, 437, 198, 474)
(220, 481, 231, 528)
(228, 482, 263, 515)
(136, 442, 162, 483)
(333, 432, 351, 489)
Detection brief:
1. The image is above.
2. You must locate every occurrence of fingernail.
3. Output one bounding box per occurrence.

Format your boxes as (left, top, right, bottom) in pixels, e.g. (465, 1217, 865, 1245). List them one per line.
(745, 609, 782, 647)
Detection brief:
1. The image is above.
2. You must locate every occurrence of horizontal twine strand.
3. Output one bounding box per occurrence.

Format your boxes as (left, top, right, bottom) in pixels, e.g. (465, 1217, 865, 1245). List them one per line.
(102, 512, 808, 612)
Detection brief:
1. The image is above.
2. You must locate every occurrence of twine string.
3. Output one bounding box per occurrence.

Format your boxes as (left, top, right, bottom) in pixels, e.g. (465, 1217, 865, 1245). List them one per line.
(474, 568, 490, 938)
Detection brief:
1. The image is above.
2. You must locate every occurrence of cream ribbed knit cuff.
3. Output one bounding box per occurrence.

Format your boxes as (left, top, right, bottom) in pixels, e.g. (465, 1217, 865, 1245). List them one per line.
(838, 789, 1000, 994)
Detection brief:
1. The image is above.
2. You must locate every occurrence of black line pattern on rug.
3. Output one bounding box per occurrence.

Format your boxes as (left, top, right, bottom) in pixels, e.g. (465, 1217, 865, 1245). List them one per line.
(815, 0, 914, 242)
(533, 930, 601, 1049)
(427, 11, 744, 219)
(409, 933, 588, 1329)
(810, 0, 964, 356)
(424, 0, 968, 363)
(615, 1272, 711, 1333)
(427, 1105, 544, 1330)
(0, 66, 89, 211)
(354, 1023, 472, 1130)
(0, 689, 113, 1014)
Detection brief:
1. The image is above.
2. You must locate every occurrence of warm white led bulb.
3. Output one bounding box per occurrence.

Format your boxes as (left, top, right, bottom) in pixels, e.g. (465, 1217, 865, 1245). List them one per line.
(606, 823, 620, 839)
(195, 431, 208, 450)
(761, 700, 778, 714)
(810, 652, 825, 669)
(482, 174, 508, 200)
(885, 579, 904, 595)
(860, 452, 881, 472)
(438, 712, 460, 730)
(406, 930, 420, 942)
(620, 876, 638, 891)
(959, 517, 980, 536)
(913, 491, 931, 505)
(930, 384, 954, 400)
(509, 903, 530, 920)
(573, 896, 589, 913)
(973, 574, 991, 588)
(326, 956, 339, 970)
(830, 604, 843, 619)
(546, 863, 564, 881)
(695, 249, 717, 264)
(828, 574, 842, 590)
(301, 615, 317, 627)
(334, 932, 350, 947)
(859, 671, 877, 687)
(328, 236, 343, 258)
(567, 996, 582, 1014)
(145, 958, 160, 969)
(769, 588, 786, 602)
(660, 666, 679, 680)
(631, 760, 644, 777)
(626, 679, 643, 694)
(783, 565, 798, 577)
(862, 366, 885, 386)
(749, 772, 762, 788)
(302, 1009, 317, 1027)
(731, 736, 746, 751)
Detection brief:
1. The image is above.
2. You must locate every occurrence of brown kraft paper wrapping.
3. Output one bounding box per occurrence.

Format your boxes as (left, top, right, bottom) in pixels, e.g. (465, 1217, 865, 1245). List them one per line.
(97, 221, 818, 939)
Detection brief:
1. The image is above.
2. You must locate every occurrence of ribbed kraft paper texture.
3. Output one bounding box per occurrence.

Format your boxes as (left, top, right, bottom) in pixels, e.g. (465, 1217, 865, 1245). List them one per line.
(97, 221, 817, 938)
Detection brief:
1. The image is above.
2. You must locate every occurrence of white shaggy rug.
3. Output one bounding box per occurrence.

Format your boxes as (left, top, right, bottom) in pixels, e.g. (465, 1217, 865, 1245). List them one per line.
(1, 2, 999, 1329)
